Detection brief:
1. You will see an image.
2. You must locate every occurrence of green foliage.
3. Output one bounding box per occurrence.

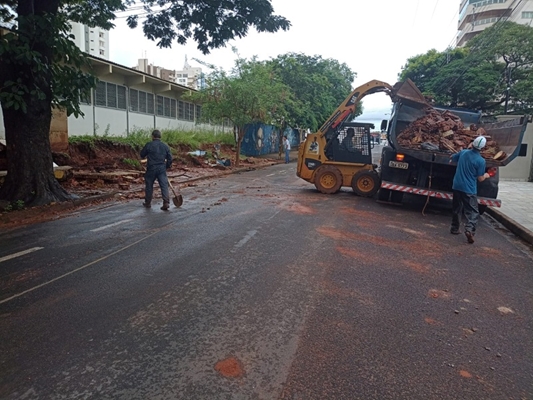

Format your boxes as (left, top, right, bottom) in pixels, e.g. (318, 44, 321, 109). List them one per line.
(267, 53, 356, 131)
(68, 128, 235, 150)
(399, 22, 533, 114)
(126, 0, 290, 54)
(2, 199, 25, 212)
(189, 51, 295, 138)
(122, 158, 141, 169)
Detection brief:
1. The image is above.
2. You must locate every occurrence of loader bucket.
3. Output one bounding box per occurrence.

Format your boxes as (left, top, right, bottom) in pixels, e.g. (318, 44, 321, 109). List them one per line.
(391, 79, 429, 107)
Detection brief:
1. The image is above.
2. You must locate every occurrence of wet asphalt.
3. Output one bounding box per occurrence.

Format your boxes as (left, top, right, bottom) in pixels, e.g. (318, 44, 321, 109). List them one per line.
(0, 162, 532, 400)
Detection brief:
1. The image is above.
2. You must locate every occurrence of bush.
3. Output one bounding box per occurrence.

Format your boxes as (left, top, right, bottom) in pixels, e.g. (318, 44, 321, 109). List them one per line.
(69, 127, 235, 150)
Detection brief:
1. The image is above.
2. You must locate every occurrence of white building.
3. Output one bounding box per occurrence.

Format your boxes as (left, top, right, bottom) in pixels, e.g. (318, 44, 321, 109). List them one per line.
(457, 0, 533, 46)
(69, 21, 110, 59)
(175, 56, 205, 90)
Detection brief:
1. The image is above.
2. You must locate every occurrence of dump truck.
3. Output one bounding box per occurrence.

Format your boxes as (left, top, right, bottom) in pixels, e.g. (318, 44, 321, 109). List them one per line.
(378, 79, 530, 212)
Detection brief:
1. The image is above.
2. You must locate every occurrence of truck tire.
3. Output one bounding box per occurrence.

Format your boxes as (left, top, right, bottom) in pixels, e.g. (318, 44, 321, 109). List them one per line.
(314, 165, 343, 194)
(351, 170, 380, 197)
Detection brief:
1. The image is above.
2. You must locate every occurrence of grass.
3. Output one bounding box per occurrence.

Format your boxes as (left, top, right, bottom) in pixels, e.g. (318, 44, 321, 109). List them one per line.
(69, 127, 235, 150)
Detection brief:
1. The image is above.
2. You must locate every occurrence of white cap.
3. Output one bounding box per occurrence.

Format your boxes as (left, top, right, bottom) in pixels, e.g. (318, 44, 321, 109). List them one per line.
(472, 136, 486, 150)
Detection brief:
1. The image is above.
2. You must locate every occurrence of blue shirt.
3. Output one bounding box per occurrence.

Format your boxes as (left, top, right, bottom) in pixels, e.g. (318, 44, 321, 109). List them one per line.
(451, 149, 486, 195)
(140, 139, 172, 169)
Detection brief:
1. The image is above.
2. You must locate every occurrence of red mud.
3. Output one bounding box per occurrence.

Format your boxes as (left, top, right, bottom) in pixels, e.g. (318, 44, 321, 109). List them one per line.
(214, 357, 244, 378)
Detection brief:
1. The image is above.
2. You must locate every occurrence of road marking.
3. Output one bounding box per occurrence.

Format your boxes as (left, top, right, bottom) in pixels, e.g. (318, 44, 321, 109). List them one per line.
(90, 219, 132, 232)
(0, 232, 157, 305)
(0, 247, 44, 264)
(235, 230, 257, 248)
(266, 173, 276, 177)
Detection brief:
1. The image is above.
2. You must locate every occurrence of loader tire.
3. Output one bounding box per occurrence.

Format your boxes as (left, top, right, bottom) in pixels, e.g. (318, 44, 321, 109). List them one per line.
(314, 166, 343, 194)
(351, 170, 380, 197)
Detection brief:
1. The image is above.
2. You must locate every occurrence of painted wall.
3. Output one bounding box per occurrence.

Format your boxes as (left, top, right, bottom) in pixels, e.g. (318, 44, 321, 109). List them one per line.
(499, 117, 533, 182)
(241, 123, 298, 157)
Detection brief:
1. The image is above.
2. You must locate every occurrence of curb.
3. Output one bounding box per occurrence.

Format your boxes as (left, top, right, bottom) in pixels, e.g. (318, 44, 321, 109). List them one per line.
(486, 207, 533, 245)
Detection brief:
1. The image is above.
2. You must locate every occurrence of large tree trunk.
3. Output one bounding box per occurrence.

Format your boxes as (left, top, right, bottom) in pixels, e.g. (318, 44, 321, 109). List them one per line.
(0, 0, 73, 207)
(0, 104, 73, 207)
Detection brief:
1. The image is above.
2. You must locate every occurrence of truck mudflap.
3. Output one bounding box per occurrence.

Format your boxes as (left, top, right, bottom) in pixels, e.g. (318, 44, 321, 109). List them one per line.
(380, 181, 501, 207)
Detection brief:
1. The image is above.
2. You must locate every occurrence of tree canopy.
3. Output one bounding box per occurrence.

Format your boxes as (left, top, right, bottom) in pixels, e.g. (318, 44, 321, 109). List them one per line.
(0, 0, 290, 207)
(267, 53, 357, 132)
(399, 21, 533, 114)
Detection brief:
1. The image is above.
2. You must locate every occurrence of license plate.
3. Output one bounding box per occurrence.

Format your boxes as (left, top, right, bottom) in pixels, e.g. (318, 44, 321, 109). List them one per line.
(389, 161, 408, 169)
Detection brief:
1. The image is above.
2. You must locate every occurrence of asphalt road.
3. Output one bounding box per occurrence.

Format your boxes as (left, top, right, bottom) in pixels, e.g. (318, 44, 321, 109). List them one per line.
(1, 162, 532, 400)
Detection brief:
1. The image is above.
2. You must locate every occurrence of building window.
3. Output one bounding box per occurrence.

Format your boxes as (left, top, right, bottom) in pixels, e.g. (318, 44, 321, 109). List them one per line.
(99, 49, 105, 56)
(171, 99, 177, 118)
(138, 92, 146, 113)
(95, 81, 106, 106)
(196, 105, 201, 121)
(117, 86, 127, 110)
(130, 89, 139, 112)
(522, 11, 533, 19)
(156, 95, 164, 116)
(147, 93, 154, 114)
(106, 83, 117, 108)
(99, 32, 104, 38)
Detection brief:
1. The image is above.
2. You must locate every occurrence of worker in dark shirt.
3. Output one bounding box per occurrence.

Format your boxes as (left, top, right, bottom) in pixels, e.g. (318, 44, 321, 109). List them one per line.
(140, 130, 173, 211)
(449, 136, 491, 243)
(341, 128, 358, 152)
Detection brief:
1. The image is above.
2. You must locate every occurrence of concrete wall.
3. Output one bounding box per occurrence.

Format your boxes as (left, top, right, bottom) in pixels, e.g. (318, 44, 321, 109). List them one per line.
(498, 116, 533, 182)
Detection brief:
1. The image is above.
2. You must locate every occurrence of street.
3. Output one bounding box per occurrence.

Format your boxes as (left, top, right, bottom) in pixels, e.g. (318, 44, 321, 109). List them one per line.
(1, 162, 532, 400)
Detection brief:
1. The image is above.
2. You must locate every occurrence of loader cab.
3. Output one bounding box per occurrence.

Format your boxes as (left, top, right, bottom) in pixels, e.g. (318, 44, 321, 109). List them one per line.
(324, 122, 374, 164)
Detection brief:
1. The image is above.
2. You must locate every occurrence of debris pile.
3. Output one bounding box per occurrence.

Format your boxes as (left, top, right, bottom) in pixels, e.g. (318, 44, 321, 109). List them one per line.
(397, 108, 505, 160)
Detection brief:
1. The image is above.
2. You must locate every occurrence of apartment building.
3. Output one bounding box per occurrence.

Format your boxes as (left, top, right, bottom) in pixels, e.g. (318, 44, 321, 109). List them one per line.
(70, 22, 110, 59)
(457, 0, 533, 46)
(132, 56, 204, 90)
(175, 57, 205, 90)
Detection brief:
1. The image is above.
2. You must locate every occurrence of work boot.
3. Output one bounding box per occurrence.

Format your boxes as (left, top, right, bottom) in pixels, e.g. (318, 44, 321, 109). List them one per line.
(143, 202, 151, 208)
(450, 228, 460, 235)
(465, 231, 475, 244)
(161, 201, 170, 211)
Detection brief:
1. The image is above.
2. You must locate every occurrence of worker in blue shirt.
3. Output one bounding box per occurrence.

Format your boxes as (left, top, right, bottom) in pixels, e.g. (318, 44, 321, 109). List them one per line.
(140, 130, 173, 211)
(449, 136, 491, 243)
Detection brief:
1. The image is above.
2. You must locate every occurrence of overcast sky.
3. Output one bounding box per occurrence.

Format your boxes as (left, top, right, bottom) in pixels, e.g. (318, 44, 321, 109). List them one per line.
(110, 0, 459, 128)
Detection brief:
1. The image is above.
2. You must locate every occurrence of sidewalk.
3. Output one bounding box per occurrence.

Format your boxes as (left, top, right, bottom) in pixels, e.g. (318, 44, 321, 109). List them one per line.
(486, 180, 533, 245)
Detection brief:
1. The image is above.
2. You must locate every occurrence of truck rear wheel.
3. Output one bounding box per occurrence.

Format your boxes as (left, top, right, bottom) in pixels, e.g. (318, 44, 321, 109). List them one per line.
(314, 166, 343, 194)
(351, 170, 380, 197)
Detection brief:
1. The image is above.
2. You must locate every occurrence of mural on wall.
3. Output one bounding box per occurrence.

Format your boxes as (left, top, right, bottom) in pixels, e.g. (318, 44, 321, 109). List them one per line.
(241, 123, 298, 157)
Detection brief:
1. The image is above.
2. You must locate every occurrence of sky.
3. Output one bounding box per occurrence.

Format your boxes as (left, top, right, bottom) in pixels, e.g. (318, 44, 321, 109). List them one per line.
(109, 0, 459, 130)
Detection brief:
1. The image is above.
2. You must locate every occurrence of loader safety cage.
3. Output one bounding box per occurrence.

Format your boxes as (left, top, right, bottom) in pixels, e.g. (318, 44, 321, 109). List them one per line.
(380, 181, 501, 207)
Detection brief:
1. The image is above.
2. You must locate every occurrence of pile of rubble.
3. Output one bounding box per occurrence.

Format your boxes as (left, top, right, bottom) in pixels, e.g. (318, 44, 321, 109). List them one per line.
(397, 108, 505, 160)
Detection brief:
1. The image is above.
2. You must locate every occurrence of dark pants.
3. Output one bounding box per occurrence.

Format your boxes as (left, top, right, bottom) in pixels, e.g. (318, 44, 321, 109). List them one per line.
(285, 149, 290, 163)
(144, 164, 169, 204)
(451, 190, 479, 234)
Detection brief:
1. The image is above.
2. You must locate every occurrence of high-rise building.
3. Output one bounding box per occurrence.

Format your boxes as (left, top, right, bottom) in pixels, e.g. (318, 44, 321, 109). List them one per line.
(69, 22, 109, 59)
(457, 0, 533, 47)
(175, 56, 204, 90)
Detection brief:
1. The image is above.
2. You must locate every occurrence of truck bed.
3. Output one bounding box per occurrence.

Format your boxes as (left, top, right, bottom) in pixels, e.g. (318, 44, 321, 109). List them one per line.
(389, 103, 529, 167)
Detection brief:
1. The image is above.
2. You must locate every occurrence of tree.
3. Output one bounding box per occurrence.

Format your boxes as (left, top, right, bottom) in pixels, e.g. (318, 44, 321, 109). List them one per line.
(467, 21, 533, 114)
(267, 53, 357, 132)
(190, 54, 294, 167)
(399, 22, 533, 114)
(0, 1, 290, 207)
